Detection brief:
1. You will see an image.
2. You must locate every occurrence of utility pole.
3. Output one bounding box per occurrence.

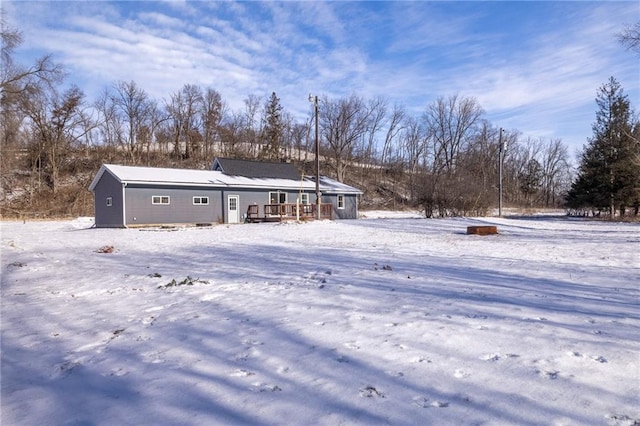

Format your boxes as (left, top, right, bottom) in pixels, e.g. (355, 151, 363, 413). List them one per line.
(308, 94, 321, 220)
(498, 127, 504, 217)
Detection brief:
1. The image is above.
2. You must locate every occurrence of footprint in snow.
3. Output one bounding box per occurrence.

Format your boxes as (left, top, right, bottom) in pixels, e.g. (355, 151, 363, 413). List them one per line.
(412, 396, 430, 408)
(454, 369, 470, 378)
(538, 369, 560, 380)
(465, 314, 488, 319)
(360, 386, 385, 398)
(567, 351, 607, 363)
(481, 353, 519, 361)
(109, 367, 129, 377)
(250, 382, 282, 393)
(482, 353, 502, 362)
(234, 346, 262, 362)
(230, 369, 255, 377)
(141, 351, 166, 364)
(344, 342, 360, 350)
(142, 316, 157, 326)
(412, 397, 449, 408)
(52, 360, 81, 378)
(605, 413, 640, 426)
(336, 355, 349, 363)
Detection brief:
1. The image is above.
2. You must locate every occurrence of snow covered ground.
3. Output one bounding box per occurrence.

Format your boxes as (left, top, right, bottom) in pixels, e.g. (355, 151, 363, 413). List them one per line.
(1, 213, 639, 425)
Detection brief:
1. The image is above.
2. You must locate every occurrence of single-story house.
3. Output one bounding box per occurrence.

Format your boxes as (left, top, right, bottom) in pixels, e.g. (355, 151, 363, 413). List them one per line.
(88, 157, 362, 227)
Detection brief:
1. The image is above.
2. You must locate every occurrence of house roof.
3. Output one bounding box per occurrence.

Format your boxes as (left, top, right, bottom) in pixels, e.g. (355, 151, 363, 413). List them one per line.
(318, 176, 363, 195)
(89, 164, 362, 195)
(212, 157, 302, 180)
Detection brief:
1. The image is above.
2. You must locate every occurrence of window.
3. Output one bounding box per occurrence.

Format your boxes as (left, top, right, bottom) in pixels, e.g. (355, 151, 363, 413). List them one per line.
(269, 191, 287, 204)
(106, 197, 112, 207)
(152, 195, 170, 205)
(337, 195, 345, 209)
(300, 193, 309, 204)
(229, 196, 237, 211)
(193, 196, 209, 205)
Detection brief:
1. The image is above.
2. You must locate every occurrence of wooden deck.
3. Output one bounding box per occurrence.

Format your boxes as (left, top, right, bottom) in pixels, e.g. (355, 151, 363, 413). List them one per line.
(246, 203, 333, 223)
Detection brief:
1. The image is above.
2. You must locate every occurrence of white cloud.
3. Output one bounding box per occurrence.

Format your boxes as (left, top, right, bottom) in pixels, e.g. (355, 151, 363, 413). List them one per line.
(4, 0, 638, 153)
(138, 11, 185, 29)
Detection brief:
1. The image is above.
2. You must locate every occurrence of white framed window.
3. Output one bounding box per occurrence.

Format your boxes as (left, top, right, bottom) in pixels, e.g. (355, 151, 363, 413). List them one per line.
(269, 191, 287, 204)
(300, 193, 309, 204)
(152, 195, 170, 205)
(193, 196, 209, 205)
(337, 194, 345, 209)
(106, 197, 112, 207)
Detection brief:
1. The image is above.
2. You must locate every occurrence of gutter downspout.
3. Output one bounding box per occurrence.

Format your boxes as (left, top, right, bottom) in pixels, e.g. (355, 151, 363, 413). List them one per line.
(122, 182, 128, 228)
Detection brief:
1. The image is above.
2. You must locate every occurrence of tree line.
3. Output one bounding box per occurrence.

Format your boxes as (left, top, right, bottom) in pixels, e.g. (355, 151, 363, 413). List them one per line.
(1, 19, 638, 218)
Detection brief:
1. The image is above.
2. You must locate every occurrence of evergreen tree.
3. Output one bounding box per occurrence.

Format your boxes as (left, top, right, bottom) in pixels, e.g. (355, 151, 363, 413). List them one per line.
(567, 77, 640, 216)
(261, 92, 283, 160)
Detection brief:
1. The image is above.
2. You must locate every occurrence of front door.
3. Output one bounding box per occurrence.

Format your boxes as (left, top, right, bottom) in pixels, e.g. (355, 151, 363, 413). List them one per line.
(227, 195, 240, 224)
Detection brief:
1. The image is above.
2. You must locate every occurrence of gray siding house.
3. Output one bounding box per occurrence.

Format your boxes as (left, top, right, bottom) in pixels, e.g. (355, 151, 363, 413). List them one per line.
(89, 158, 362, 227)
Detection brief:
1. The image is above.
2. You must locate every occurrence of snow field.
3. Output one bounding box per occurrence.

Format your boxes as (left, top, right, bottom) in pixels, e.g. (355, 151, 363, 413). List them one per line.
(1, 215, 639, 425)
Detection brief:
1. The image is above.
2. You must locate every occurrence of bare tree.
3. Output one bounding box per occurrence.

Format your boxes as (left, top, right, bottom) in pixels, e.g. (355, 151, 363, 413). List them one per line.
(139, 102, 169, 166)
(359, 96, 387, 168)
(380, 103, 406, 167)
(505, 136, 542, 206)
(164, 84, 205, 162)
(109, 80, 154, 163)
(1, 17, 62, 95)
(289, 121, 312, 163)
(399, 115, 430, 202)
(166, 90, 185, 158)
(321, 94, 372, 182)
(218, 111, 246, 157)
(1, 18, 65, 201)
(539, 138, 571, 207)
(458, 121, 502, 213)
(417, 94, 484, 216)
(0, 93, 26, 197)
(424, 94, 484, 173)
(243, 94, 262, 157)
(278, 110, 296, 159)
(94, 88, 123, 151)
(19, 83, 92, 193)
(201, 88, 224, 160)
(617, 22, 640, 55)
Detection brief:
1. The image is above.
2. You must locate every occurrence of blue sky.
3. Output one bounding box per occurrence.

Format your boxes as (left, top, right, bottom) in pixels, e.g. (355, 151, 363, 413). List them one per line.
(4, 1, 639, 156)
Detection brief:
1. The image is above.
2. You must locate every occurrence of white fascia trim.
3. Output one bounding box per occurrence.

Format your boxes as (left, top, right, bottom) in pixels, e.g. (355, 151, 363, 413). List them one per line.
(122, 180, 224, 188)
(121, 180, 316, 191)
(318, 190, 364, 195)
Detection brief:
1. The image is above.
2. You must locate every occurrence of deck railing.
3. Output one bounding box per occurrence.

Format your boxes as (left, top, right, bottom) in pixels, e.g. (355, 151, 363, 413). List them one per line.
(247, 203, 332, 222)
